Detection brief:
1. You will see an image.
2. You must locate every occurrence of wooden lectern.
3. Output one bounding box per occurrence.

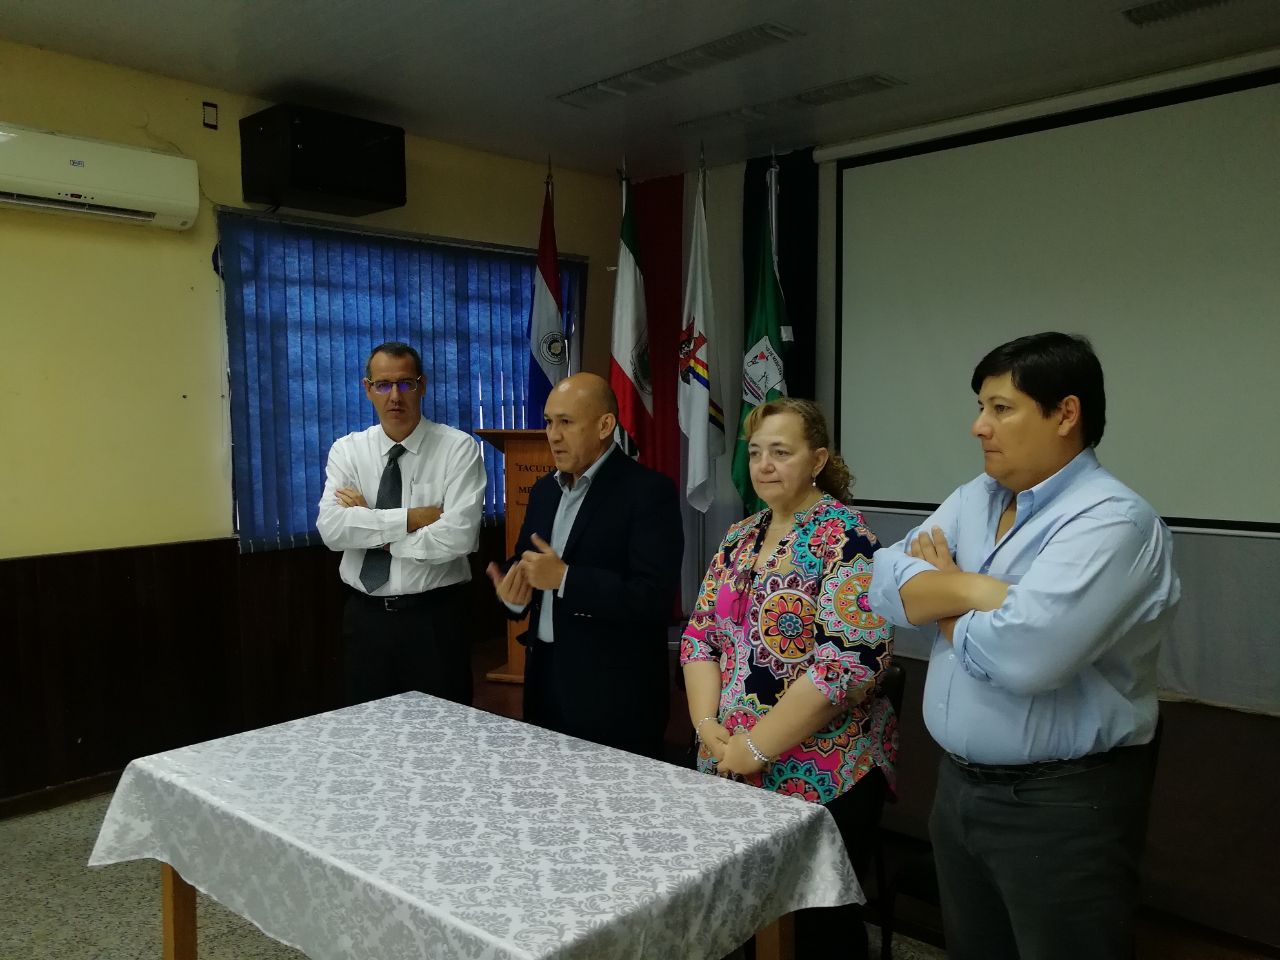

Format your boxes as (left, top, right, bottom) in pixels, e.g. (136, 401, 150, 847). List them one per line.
(476, 429, 556, 683)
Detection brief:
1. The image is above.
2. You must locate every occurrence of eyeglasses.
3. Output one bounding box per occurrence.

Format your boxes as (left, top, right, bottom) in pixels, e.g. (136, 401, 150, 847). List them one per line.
(366, 378, 422, 395)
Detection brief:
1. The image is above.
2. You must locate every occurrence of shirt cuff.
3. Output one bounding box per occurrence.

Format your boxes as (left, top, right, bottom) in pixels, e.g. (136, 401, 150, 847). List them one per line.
(387, 533, 418, 558)
(501, 598, 528, 614)
(868, 551, 939, 627)
(951, 610, 992, 682)
(380, 507, 409, 542)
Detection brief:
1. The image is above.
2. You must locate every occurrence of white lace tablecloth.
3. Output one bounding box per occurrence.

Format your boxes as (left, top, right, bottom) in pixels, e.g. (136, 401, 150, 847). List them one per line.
(90, 693, 861, 960)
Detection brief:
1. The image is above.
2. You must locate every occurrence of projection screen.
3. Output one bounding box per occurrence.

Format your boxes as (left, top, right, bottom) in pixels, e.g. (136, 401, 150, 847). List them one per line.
(837, 75, 1279, 530)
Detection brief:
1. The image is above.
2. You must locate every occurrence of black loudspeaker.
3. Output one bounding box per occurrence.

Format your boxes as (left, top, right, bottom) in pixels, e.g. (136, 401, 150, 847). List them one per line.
(239, 103, 406, 216)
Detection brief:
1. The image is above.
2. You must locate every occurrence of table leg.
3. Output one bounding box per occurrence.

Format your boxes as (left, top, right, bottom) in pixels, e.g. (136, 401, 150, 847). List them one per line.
(161, 863, 197, 960)
(754, 912, 795, 960)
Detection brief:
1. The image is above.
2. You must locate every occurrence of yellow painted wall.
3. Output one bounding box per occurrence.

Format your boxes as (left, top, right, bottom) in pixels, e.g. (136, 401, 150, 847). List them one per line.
(0, 38, 619, 559)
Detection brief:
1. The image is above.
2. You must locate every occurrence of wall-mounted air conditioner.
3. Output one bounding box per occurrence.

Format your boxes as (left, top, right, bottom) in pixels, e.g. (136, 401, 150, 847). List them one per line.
(0, 121, 200, 230)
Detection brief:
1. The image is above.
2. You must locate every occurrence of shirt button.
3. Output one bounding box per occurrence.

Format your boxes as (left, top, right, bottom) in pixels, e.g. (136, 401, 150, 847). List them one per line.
(948, 653, 955, 661)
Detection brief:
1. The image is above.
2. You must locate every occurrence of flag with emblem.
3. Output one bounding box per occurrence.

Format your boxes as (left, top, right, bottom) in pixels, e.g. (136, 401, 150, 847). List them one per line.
(526, 173, 567, 424)
(731, 159, 789, 513)
(677, 164, 724, 513)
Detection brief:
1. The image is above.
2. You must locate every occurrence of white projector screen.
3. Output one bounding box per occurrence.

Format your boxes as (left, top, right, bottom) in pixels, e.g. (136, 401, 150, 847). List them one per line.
(838, 76, 1280, 529)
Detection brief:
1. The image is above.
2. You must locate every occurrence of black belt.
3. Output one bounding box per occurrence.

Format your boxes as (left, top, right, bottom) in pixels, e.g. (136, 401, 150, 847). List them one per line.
(947, 746, 1122, 784)
(349, 581, 467, 613)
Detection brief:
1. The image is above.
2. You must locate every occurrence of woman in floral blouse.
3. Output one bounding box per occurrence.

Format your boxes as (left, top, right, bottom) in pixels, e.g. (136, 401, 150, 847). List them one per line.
(680, 397, 895, 960)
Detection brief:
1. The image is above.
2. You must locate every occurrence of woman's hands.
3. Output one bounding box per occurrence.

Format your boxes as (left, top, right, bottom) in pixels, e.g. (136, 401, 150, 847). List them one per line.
(699, 719, 768, 778)
(715, 729, 768, 778)
(698, 720, 732, 766)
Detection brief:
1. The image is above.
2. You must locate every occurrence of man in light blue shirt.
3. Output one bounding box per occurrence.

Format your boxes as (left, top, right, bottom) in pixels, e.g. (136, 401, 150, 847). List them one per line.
(869, 332, 1179, 960)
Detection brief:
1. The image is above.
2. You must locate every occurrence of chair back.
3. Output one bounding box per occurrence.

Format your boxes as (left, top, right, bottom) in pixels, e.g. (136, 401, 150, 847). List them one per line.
(880, 662, 906, 716)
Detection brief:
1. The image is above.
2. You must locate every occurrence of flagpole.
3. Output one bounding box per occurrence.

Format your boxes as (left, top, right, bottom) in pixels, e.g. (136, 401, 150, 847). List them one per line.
(701, 145, 711, 586)
(704, 150, 711, 553)
(768, 152, 781, 280)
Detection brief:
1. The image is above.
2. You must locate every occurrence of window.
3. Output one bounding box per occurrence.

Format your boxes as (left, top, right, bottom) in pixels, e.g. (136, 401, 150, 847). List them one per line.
(220, 211, 584, 551)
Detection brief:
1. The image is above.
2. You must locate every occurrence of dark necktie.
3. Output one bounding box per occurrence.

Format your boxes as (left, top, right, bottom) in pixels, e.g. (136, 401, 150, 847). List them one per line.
(358, 443, 407, 593)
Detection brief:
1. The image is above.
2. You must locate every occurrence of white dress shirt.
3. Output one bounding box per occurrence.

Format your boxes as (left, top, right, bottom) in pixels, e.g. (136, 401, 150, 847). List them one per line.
(316, 418, 486, 596)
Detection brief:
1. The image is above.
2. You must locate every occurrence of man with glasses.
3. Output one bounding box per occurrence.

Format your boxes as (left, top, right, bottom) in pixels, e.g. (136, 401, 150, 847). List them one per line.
(317, 341, 486, 706)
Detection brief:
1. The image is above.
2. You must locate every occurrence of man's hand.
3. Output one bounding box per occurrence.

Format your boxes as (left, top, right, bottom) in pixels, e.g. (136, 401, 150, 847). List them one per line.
(486, 561, 533, 607)
(521, 534, 567, 592)
(407, 505, 443, 532)
(905, 525, 1006, 641)
(335, 487, 368, 508)
(910, 526, 959, 572)
(909, 527, 961, 641)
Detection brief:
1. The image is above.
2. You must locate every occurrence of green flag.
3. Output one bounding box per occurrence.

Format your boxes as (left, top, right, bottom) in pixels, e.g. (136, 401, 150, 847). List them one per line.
(732, 162, 789, 514)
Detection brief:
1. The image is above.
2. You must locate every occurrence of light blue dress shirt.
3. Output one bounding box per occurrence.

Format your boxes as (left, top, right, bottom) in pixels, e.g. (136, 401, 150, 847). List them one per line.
(504, 444, 617, 643)
(868, 449, 1180, 764)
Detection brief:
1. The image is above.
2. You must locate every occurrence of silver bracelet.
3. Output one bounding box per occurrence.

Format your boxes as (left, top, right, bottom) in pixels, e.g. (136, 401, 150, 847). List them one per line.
(743, 733, 772, 765)
(694, 716, 718, 742)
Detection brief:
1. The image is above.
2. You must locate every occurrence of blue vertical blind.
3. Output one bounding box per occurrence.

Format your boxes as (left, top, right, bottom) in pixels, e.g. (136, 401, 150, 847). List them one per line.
(220, 211, 584, 552)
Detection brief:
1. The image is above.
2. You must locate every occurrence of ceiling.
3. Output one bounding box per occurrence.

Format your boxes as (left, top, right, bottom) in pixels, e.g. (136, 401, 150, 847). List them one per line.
(6, 0, 1280, 177)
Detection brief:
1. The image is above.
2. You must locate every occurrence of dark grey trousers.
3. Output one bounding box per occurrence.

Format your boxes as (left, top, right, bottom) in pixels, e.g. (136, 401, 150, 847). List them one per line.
(929, 741, 1157, 960)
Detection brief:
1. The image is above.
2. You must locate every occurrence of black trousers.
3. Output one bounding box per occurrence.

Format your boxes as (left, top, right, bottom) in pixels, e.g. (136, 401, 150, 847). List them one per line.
(342, 583, 472, 707)
(929, 741, 1158, 960)
(737, 769, 886, 960)
(521, 638, 666, 760)
(793, 767, 886, 960)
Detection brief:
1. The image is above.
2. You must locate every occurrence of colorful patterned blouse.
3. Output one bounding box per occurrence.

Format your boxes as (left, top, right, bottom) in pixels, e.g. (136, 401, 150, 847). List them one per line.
(680, 495, 897, 802)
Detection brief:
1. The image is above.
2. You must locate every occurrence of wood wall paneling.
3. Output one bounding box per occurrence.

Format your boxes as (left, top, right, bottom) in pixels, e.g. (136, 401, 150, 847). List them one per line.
(2, 544, 1276, 946)
(0, 532, 508, 799)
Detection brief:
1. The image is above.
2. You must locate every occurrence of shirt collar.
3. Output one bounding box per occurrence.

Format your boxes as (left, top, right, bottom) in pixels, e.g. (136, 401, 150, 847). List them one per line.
(983, 447, 1099, 510)
(555, 442, 616, 492)
(379, 417, 430, 457)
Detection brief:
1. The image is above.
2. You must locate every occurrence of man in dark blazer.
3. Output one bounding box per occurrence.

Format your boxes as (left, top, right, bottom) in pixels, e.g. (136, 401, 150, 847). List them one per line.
(486, 373, 684, 759)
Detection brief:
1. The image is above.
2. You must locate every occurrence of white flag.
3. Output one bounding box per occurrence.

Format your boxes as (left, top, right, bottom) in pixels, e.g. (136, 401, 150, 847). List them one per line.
(677, 167, 725, 513)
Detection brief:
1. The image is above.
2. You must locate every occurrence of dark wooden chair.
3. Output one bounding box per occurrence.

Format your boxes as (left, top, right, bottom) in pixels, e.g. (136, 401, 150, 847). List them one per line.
(869, 662, 907, 960)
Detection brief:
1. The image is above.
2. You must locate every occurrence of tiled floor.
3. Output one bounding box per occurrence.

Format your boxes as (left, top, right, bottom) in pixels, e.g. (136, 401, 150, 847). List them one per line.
(0, 791, 304, 959)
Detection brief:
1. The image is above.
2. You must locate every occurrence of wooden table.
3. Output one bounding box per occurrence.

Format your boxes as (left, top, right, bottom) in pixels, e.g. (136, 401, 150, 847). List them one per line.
(92, 694, 859, 960)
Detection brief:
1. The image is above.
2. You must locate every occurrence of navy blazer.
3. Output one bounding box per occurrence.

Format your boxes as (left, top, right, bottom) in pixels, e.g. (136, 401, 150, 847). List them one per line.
(506, 448, 684, 737)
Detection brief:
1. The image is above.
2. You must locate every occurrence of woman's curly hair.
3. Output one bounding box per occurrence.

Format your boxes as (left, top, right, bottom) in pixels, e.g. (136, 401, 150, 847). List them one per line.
(742, 397, 854, 503)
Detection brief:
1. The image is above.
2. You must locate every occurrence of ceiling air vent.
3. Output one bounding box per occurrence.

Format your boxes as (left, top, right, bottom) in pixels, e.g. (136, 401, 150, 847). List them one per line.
(556, 21, 803, 109)
(793, 74, 903, 106)
(1122, 0, 1239, 27)
(675, 74, 903, 130)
